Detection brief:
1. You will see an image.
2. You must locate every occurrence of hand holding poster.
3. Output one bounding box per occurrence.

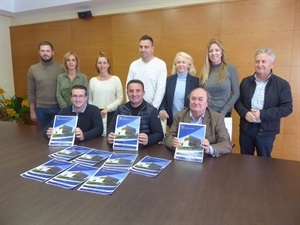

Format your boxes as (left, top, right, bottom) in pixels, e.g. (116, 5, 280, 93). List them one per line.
(113, 115, 141, 151)
(174, 122, 206, 163)
(49, 115, 78, 146)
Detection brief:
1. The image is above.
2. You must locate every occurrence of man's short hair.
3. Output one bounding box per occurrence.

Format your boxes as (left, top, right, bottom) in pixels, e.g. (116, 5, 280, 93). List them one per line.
(127, 79, 145, 91)
(39, 41, 54, 51)
(70, 84, 87, 96)
(255, 48, 275, 63)
(139, 35, 154, 46)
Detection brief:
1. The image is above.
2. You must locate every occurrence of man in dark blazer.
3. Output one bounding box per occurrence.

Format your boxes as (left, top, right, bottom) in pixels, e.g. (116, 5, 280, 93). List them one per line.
(164, 87, 232, 157)
(234, 48, 293, 157)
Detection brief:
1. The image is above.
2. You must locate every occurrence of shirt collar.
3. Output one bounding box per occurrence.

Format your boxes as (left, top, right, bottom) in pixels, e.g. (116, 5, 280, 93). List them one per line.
(190, 111, 205, 124)
(254, 73, 271, 83)
(63, 72, 78, 78)
(72, 103, 87, 114)
(177, 72, 188, 79)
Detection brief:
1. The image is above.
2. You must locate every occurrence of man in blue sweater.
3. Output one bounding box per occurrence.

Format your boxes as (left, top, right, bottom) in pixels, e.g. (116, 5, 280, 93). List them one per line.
(45, 85, 103, 141)
(107, 79, 164, 147)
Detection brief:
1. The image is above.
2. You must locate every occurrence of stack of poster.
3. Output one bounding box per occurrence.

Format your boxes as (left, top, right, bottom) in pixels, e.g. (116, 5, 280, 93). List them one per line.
(102, 153, 138, 171)
(46, 163, 99, 189)
(49, 145, 92, 161)
(20, 149, 131, 195)
(174, 122, 206, 163)
(113, 115, 140, 151)
(130, 155, 171, 177)
(20, 159, 75, 182)
(48, 115, 78, 146)
(72, 149, 112, 166)
(78, 167, 129, 195)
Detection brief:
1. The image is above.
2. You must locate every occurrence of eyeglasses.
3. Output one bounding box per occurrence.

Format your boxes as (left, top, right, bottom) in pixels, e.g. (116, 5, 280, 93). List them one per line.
(71, 95, 86, 99)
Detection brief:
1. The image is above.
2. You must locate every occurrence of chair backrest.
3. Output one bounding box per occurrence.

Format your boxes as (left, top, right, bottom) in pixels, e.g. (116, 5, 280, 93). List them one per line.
(161, 119, 167, 136)
(224, 117, 232, 141)
(102, 115, 107, 136)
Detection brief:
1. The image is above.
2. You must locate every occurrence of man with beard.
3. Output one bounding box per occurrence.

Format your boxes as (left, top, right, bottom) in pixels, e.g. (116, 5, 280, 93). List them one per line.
(28, 41, 65, 128)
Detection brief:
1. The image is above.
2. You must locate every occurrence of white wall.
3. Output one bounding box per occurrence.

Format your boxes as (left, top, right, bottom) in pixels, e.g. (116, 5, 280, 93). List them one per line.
(0, 15, 14, 97)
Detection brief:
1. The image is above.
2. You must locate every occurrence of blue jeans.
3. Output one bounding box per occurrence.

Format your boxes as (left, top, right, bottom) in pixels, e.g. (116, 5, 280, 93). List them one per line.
(36, 107, 60, 128)
(239, 123, 276, 157)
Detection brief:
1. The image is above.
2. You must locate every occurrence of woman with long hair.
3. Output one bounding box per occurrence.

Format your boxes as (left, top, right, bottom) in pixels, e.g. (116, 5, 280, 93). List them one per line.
(199, 39, 239, 117)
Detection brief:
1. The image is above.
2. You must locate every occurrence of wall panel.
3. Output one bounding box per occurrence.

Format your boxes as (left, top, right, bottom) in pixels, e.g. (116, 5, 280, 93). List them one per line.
(111, 11, 163, 88)
(10, 0, 300, 161)
(69, 17, 112, 80)
(160, 4, 222, 73)
(10, 21, 72, 97)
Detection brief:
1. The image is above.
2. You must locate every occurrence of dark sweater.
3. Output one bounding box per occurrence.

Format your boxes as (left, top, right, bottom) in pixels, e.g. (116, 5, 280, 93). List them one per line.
(46, 103, 103, 141)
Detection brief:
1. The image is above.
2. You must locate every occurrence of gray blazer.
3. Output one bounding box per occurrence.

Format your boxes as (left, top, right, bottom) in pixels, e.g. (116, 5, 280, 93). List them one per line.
(164, 107, 232, 157)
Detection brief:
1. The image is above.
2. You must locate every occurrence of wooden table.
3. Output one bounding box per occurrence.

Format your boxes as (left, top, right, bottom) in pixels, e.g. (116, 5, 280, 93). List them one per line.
(0, 121, 299, 225)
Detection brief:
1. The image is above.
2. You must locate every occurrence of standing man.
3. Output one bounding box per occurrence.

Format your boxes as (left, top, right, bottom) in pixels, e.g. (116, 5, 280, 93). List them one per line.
(28, 41, 65, 128)
(164, 87, 232, 157)
(126, 35, 167, 109)
(107, 79, 164, 147)
(234, 48, 293, 157)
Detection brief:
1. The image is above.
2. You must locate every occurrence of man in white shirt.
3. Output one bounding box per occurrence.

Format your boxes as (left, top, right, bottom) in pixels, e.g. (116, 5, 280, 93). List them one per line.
(126, 35, 167, 109)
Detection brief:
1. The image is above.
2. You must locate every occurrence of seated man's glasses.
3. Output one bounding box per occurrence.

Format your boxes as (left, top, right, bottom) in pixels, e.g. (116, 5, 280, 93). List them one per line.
(71, 95, 86, 99)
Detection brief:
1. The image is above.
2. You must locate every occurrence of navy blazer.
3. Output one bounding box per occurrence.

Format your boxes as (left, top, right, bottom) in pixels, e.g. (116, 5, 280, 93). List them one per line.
(159, 73, 199, 127)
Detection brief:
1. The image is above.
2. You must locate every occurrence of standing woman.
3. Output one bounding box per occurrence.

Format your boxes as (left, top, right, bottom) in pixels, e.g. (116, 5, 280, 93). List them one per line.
(56, 51, 88, 108)
(199, 39, 239, 117)
(89, 52, 123, 134)
(159, 52, 199, 127)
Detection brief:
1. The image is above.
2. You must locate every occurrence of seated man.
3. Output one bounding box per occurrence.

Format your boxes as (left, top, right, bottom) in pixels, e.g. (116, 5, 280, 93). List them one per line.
(46, 84, 103, 141)
(107, 79, 164, 147)
(164, 87, 232, 157)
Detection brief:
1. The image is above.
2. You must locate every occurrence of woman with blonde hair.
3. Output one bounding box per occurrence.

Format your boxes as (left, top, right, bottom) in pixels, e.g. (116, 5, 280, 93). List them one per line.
(159, 51, 199, 127)
(56, 51, 88, 108)
(199, 39, 239, 117)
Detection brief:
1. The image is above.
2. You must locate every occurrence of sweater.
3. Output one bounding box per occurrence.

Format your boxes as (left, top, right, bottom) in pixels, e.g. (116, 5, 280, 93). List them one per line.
(28, 61, 65, 108)
(126, 57, 167, 109)
(201, 64, 239, 115)
(45, 103, 103, 141)
(88, 75, 123, 112)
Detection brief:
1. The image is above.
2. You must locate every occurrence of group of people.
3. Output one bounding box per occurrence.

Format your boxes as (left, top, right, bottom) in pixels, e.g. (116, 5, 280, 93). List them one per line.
(28, 35, 293, 158)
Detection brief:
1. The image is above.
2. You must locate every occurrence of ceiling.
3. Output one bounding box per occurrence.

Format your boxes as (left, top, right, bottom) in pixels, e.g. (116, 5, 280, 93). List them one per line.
(0, 0, 217, 18)
(0, 0, 133, 17)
